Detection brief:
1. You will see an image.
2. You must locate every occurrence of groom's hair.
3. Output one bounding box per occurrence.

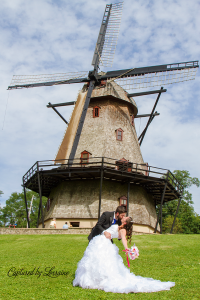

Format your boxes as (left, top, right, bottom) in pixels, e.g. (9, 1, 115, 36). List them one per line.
(115, 206, 126, 214)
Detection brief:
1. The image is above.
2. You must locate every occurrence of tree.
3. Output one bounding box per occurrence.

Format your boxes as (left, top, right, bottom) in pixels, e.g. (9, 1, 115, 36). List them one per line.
(0, 190, 3, 196)
(158, 170, 200, 234)
(0, 190, 47, 228)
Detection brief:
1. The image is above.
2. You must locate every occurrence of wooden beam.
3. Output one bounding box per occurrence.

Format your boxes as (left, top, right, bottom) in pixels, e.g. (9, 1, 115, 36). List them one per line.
(170, 192, 183, 233)
(127, 89, 167, 98)
(135, 112, 160, 118)
(48, 102, 69, 125)
(154, 172, 169, 233)
(47, 101, 75, 108)
(98, 158, 104, 219)
(139, 87, 164, 145)
(37, 172, 44, 228)
(23, 184, 30, 228)
(37, 202, 41, 228)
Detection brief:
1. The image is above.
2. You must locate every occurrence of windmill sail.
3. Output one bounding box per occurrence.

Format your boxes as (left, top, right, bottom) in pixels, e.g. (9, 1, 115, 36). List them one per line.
(8, 71, 88, 90)
(8, 60, 198, 91)
(67, 3, 123, 163)
(92, 2, 123, 69)
(104, 61, 199, 90)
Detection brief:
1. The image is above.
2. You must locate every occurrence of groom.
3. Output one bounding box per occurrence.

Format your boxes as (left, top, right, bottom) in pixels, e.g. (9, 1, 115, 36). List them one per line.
(88, 206, 126, 242)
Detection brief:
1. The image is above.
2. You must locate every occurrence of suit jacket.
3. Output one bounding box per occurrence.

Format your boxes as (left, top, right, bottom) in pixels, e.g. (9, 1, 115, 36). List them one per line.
(88, 211, 121, 241)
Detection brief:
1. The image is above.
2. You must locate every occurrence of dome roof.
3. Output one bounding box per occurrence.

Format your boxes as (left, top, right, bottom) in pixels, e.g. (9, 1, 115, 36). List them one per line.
(83, 80, 138, 115)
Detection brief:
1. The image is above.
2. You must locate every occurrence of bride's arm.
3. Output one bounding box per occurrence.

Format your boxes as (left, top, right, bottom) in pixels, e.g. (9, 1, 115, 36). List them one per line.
(104, 231, 111, 239)
(119, 228, 128, 249)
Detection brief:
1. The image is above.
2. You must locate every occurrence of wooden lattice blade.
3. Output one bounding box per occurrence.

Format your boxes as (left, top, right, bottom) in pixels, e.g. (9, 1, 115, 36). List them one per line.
(92, 2, 123, 69)
(8, 71, 88, 90)
(102, 60, 199, 90)
(102, 61, 199, 79)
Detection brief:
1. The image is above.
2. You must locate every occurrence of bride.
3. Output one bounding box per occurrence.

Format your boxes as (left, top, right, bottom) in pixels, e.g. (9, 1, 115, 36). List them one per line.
(73, 216, 175, 293)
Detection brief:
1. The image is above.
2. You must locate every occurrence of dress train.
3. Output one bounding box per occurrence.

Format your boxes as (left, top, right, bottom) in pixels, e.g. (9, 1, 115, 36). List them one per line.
(73, 233, 175, 293)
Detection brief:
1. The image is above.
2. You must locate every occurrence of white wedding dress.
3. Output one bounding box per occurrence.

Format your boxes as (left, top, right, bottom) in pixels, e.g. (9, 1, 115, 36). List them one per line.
(73, 224, 175, 293)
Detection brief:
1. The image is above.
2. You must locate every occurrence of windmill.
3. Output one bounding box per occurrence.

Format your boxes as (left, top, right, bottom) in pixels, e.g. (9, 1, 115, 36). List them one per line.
(8, 2, 199, 232)
(8, 3, 198, 159)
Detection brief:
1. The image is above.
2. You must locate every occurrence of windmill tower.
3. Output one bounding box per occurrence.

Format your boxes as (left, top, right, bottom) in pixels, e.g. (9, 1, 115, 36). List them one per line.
(55, 81, 141, 163)
(42, 81, 155, 232)
(8, 2, 198, 233)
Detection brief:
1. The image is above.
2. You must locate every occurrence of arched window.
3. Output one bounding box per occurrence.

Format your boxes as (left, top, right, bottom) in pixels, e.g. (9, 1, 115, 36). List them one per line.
(119, 196, 127, 210)
(116, 128, 123, 141)
(93, 106, 100, 118)
(80, 150, 91, 165)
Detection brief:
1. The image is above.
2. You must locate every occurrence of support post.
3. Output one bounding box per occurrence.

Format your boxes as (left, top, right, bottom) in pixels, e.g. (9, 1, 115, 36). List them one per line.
(135, 112, 160, 118)
(127, 181, 130, 215)
(170, 191, 183, 234)
(48, 102, 69, 125)
(154, 171, 169, 233)
(37, 170, 44, 228)
(23, 181, 30, 228)
(37, 202, 41, 228)
(139, 87, 163, 145)
(47, 101, 75, 108)
(127, 88, 167, 98)
(98, 157, 104, 219)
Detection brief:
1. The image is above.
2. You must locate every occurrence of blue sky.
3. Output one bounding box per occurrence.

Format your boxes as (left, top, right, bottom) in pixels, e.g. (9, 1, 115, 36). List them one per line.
(0, 0, 200, 214)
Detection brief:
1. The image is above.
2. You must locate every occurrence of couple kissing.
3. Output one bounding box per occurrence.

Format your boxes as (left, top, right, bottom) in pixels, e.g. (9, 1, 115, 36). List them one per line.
(73, 206, 175, 293)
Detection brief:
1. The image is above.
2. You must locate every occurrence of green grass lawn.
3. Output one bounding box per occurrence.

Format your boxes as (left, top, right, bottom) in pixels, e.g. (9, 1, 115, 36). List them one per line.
(0, 234, 199, 300)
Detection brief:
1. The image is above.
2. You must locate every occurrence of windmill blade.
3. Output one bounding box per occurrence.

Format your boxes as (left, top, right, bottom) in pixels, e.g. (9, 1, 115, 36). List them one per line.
(67, 2, 123, 163)
(92, 2, 123, 70)
(101, 61, 199, 90)
(8, 71, 89, 90)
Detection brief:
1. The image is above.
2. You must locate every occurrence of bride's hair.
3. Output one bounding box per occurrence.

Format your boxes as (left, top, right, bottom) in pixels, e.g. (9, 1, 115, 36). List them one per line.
(119, 217, 133, 245)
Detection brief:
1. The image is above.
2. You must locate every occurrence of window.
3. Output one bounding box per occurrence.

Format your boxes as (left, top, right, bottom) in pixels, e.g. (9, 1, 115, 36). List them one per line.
(70, 222, 80, 227)
(80, 150, 91, 165)
(115, 158, 132, 172)
(131, 115, 135, 126)
(116, 128, 123, 141)
(93, 106, 100, 118)
(120, 196, 127, 211)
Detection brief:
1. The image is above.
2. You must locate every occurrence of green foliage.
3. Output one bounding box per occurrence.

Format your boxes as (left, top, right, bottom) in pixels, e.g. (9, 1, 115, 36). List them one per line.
(173, 170, 200, 190)
(0, 190, 3, 196)
(162, 215, 183, 233)
(0, 190, 47, 228)
(158, 170, 200, 234)
(0, 234, 199, 299)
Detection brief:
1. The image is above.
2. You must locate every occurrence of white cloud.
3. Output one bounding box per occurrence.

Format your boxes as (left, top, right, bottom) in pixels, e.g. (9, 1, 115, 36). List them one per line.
(0, 0, 199, 215)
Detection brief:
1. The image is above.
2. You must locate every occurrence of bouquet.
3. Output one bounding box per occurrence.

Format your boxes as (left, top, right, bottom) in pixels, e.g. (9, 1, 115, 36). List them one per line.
(123, 244, 139, 267)
(128, 244, 139, 260)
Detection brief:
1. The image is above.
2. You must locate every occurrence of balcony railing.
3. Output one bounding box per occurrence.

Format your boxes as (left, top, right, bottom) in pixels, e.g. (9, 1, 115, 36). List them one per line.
(23, 157, 183, 194)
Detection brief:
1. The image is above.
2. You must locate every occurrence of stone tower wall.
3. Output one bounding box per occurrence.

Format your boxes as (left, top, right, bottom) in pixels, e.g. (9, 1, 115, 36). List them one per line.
(44, 179, 157, 229)
(75, 98, 144, 164)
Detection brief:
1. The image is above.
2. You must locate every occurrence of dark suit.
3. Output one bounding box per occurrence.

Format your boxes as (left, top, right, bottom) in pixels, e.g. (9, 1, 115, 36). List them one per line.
(88, 211, 121, 242)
